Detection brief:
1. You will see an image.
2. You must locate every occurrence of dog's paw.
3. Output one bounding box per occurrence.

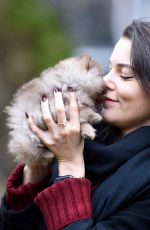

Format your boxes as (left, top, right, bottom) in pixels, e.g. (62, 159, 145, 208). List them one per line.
(81, 123, 96, 140)
(91, 113, 102, 124)
(82, 132, 96, 140)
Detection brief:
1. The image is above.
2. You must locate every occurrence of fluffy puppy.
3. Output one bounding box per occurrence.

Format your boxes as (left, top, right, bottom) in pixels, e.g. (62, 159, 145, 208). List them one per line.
(5, 55, 104, 166)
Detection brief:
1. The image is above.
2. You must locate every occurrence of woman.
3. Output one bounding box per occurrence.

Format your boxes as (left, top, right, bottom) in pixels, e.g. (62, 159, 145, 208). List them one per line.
(1, 19, 150, 229)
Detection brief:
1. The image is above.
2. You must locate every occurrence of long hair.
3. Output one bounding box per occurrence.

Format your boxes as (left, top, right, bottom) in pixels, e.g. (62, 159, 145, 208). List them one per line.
(123, 19, 150, 95)
(97, 19, 150, 144)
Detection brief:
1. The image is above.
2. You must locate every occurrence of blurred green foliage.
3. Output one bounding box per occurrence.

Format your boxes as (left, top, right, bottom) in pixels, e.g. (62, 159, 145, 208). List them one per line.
(0, 0, 71, 192)
(0, 177, 5, 198)
(0, 0, 71, 81)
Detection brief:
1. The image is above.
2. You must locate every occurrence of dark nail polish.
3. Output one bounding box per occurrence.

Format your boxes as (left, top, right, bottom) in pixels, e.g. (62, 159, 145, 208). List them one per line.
(68, 87, 74, 92)
(54, 88, 61, 93)
(42, 95, 47, 102)
(25, 112, 29, 119)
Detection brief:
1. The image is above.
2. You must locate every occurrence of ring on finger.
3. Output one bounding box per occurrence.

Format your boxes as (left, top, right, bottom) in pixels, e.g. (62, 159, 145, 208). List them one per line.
(57, 121, 67, 127)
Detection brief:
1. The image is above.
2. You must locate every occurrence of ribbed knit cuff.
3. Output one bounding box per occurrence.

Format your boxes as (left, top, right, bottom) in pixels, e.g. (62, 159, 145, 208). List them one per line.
(34, 178, 92, 230)
(6, 164, 50, 211)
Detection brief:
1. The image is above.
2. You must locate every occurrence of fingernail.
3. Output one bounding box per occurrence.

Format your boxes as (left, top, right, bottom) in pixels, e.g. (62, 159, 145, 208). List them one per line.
(68, 87, 74, 92)
(25, 112, 29, 119)
(41, 95, 47, 102)
(54, 88, 61, 93)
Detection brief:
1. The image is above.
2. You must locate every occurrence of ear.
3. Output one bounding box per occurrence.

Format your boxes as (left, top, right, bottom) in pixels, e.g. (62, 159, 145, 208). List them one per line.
(80, 54, 101, 72)
(80, 54, 92, 70)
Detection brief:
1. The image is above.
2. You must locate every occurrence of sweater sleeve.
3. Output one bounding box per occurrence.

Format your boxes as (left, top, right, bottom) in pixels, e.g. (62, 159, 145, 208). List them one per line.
(34, 181, 150, 230)
(34, 178, 150, 230)
(34, 178, 92, 230)
(5, 164, 51, 211)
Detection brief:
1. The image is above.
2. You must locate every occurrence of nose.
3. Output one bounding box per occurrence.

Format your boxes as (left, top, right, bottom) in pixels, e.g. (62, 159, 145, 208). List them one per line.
(103, 70, 116, 90)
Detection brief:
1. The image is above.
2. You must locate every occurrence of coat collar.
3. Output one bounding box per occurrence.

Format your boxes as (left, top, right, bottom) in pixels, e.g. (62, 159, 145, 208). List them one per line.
(84, 126, 150, 183)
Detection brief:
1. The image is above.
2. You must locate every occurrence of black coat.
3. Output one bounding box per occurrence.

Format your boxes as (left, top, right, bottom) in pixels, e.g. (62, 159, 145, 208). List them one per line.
(1, 126, 150, 229)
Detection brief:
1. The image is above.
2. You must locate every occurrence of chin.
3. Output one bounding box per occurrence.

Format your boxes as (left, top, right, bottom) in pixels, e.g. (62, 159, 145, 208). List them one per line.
(102, 114, 121, 128)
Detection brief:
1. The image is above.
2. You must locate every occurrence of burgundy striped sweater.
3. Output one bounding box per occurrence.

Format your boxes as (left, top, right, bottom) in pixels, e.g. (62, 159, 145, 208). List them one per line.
(5, 164, 92, 230)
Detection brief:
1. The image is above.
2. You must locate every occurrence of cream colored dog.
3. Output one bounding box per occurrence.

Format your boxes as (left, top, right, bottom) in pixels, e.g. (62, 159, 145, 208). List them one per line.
(5, 55, 104, 166)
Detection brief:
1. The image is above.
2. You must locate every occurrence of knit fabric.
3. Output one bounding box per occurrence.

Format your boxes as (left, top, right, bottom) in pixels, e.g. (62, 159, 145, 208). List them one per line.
(34, 178, 92, 230)
(1, 126, 150, 229)
(6, 164, 50, 211)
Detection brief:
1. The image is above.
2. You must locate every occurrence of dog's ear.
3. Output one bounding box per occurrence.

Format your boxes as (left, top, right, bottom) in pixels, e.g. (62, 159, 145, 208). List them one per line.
(80, 54, 92, 70)
(80, 54, 101, 71)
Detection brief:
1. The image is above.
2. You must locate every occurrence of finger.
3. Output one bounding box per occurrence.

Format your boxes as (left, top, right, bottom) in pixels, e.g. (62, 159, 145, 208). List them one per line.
(26, 112, 54, 149)
(68, 88, 80, 125)
(54, 88, 67, 123)
(25, 112, 45, 141)
(41, 95, 56, 130)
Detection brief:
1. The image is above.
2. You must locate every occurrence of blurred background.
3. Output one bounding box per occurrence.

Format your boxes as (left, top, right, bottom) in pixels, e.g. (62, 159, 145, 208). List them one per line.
(0, 0, 150, 197)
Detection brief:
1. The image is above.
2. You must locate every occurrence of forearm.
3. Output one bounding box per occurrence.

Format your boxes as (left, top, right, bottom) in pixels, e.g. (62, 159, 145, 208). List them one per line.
(5, 164, 51, 211)
(34, 177, 92, 230)
(58, 157, 85, 178)
(23, 163, 51, 184)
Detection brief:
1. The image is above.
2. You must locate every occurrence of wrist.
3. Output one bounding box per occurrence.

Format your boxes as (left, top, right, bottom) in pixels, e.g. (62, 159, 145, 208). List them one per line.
(54, 175, 74, 183)
(58, 159, 85, 178)
(23, 164, 50, 184)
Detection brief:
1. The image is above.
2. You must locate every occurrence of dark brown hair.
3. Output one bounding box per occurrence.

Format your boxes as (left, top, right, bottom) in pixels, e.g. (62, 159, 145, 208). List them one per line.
(97, 19, 150, 144)
(123, 19, 150, 95)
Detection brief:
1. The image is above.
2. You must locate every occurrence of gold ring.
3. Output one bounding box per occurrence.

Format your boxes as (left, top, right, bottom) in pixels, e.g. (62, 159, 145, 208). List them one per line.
(57, 121, 67, 127)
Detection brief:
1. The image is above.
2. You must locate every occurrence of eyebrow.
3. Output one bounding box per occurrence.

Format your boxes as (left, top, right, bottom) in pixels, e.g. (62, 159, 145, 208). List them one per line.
(109, 61, 133, 70)
(117, 63, 133, 70)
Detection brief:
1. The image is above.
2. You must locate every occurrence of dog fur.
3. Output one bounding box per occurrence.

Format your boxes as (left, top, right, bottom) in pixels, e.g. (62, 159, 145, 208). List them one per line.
(5, 55, 104, 166)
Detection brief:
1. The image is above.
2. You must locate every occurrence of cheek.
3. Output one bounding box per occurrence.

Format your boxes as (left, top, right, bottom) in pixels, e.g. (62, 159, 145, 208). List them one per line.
(117, 87, 133, 109)
(135, 97, 150, 117)
(121, 88, 150, 114)
(102, 90, 150, 126)
(117, 84, 144, 111)
(101, 103, 123, 123)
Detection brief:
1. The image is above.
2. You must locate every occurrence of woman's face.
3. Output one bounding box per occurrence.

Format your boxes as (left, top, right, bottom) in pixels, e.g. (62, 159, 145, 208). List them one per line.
(101, 37, 150, 135)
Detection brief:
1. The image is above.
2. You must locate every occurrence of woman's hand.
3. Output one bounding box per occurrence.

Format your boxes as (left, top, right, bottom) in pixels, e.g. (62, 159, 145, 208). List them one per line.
(26, 88, 85, 178)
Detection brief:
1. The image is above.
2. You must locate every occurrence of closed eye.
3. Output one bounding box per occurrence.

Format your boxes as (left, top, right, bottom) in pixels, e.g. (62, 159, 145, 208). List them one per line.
(120, 75, 134, 80)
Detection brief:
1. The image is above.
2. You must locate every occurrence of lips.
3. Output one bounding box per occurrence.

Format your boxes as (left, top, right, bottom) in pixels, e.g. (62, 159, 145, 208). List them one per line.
(103, 96, 119, 102)
(103, 96, 119, 106)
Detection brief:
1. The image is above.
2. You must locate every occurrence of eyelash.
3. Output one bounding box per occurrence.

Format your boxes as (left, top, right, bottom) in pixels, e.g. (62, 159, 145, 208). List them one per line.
(120, 75, 134, 80)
